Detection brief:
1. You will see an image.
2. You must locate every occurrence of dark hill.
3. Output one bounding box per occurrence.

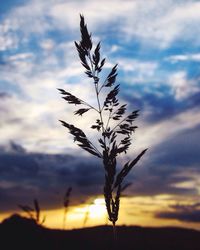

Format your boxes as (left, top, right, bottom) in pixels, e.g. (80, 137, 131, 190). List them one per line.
(0, 214, 200, 250)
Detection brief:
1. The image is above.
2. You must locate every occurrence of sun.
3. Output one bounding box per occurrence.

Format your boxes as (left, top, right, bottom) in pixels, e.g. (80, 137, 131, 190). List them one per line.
(60, 197, 107, 228)
(29, 198, 108, 229)
(88, 198, 107, 219)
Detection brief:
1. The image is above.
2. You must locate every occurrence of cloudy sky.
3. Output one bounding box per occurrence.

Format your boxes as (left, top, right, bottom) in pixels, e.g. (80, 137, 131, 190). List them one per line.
(0, 0, 200, 229)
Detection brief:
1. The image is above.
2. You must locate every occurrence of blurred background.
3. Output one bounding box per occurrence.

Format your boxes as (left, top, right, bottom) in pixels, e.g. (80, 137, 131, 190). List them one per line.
(0, 0, 200, 230)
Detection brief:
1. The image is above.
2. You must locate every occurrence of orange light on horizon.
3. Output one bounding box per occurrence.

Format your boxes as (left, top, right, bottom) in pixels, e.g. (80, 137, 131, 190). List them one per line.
(1, 195, 200, 231)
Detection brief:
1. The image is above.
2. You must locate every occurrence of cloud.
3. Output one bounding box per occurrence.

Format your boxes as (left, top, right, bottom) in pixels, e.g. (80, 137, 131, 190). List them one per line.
(1, 1, 200, 217)
(117, 58, 158, 83)
(122, 122, 200, 197)
(1, 0, 200, 51)
(166, 53, 200, 63)
(0, 117, 199, 212)
(0, 20, 19, 51)
(0, 141, 104, 211)
(149, 123, 200, 168)
(39, 39, 55, 51)
(0, 141, 26, 153)
(155, 203, 200, 223)
(0, 0, 199, 155)
(0, 92, 11, 99)
(120, 0, 200, 48)
(168, 71, 199, 100)
(47, 0, 200, 48)
(7, 53, 34, 62)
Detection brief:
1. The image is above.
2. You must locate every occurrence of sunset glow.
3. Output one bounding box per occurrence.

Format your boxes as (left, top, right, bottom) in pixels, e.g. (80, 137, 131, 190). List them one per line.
(1, 0, 200, 235)
(1, 195, 200, 231)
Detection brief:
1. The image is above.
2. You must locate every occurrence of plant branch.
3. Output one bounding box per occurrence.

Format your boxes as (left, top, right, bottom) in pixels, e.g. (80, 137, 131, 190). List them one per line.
(90, 140, 103, 157)
(111, 113, 129, 132)
(88, 52, 107, 147)
(81, 99, 99, 113)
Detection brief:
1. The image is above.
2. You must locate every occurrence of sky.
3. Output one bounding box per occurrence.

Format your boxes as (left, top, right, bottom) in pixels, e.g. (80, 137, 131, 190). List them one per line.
(0, 0, 200, 230)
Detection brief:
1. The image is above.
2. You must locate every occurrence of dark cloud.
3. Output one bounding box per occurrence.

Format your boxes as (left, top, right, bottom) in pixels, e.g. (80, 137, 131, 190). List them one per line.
(1, 120, 200, 212)
(0, 92, 11, 99)
(155, 203, 200, 223)
(149, 124, 200, 168)
(0, 141, 25, 154)
(121, 124, 200, 197)
(0, 142, 103, 211)
(127, 174, 197, 197)
(121, 83, 200, 124)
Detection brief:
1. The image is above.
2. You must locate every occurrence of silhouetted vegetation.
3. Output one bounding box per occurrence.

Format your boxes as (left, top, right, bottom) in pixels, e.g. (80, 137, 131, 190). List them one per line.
(18, 199, 45, 225)
(63, 187, 72, 229)
(59, 15, 147, 233)
(1, 214, 200, 250)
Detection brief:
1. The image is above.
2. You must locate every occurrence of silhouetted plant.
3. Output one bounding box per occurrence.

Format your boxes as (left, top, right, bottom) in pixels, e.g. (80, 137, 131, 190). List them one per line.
(59, 15, 147, 233)
(63, 186, 72, 229)
(82, 196, 99, 228)
(18, 199, 46, 225)
(83, 199, 93, 228)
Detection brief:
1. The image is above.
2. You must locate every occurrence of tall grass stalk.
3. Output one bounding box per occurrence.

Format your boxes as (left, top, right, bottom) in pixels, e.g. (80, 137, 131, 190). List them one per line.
(59, 15, 147, 241)
(63, 187, 72, 229)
